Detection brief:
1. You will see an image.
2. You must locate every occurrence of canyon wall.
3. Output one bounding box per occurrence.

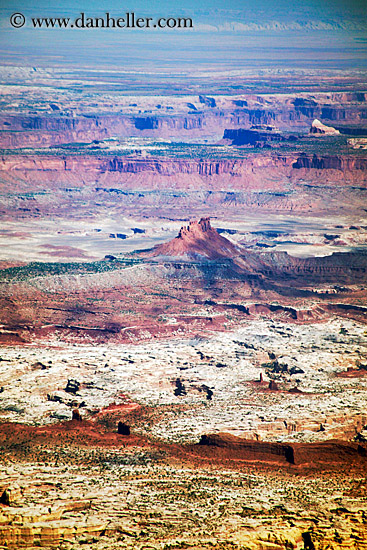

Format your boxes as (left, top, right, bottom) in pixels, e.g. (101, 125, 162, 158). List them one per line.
(2, 154, 367, 191)
(1, 96, 366, 147)
(1, 152, 366, 216)
(194, 433, 367, 467)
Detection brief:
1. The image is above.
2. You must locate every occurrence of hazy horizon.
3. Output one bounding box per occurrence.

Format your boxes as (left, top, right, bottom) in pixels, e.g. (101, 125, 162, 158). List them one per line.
(0, 0, 366, 72)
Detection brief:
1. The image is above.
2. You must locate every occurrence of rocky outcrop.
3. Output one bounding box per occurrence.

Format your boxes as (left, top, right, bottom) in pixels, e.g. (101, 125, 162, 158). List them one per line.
(309, 119, 340, 135)
(0, 503, 104, 549)
(223, 127, 293, 147)
(133, 117, 159, 130)
(195, 433, 367, 467)
(173, 378, 187, 396)
(197, 433, 295, 464)
(199, 95, 216, 108)
(0, 488, 21, 506)
(72, 409, 82, 421)
(145, 218, 240, 260)
(117, 422, 130, 435)
(65, 379, 80, 394)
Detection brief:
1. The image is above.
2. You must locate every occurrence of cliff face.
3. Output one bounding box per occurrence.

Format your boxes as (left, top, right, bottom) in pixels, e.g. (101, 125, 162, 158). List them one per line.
(2, 153, 367, 194)
(1, 153, 367, 216)
(223, 127, 288, 146)
(0, 154, 292, 192)
(1, 94, 366, 147)
(0, 112, 244, 147)
(106, 157, 254, 177)
(292, 154, 367, 171)
(195, 433, 367, 467)
(260, 250, 367, 284)
(3, 153, 367, 183)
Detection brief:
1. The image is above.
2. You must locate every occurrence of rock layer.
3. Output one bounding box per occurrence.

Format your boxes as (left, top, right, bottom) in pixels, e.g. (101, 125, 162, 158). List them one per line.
(195, 433, 367, 466)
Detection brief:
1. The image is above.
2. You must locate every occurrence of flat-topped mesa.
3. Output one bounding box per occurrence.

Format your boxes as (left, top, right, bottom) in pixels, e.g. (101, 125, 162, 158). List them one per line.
(310, 119, 340, 136)
(146, 217, 240, 260)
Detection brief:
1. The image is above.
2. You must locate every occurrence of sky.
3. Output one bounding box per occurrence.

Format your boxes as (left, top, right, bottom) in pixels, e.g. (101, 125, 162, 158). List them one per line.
(0, 0, 366, 16)
(0, 0, 366, 71)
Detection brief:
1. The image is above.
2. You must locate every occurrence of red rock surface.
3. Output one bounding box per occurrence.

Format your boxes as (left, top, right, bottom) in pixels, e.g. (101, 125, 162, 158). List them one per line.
(192, 432, 367, 468)
(146, 217, 239, 259)
(0, 422, 366, 472)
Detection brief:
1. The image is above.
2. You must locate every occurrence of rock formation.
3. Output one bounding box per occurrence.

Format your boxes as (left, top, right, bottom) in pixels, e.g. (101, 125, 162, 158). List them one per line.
(65, 379, 80, 394)
(174, 378, 187, 396)
(0, 489, 12, 506)
(72, 409, 82, 422)
(199, 95, 216, 108)
(223, 127, 291, 147)
(269, 380, 279, 391)
(117, 422, 131, 435)
(196, 433, 367, 466)
(310, 119, 340, 135)
(146, 218, 240, 260)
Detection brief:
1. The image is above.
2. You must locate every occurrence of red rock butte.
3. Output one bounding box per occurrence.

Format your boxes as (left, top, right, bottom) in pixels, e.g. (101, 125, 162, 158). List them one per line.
(149, 217, 239, 260)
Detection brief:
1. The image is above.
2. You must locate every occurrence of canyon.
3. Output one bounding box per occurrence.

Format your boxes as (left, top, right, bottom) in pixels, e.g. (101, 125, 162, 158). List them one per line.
(1, 90, 367, 148)
(0, 55, 367, 548)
